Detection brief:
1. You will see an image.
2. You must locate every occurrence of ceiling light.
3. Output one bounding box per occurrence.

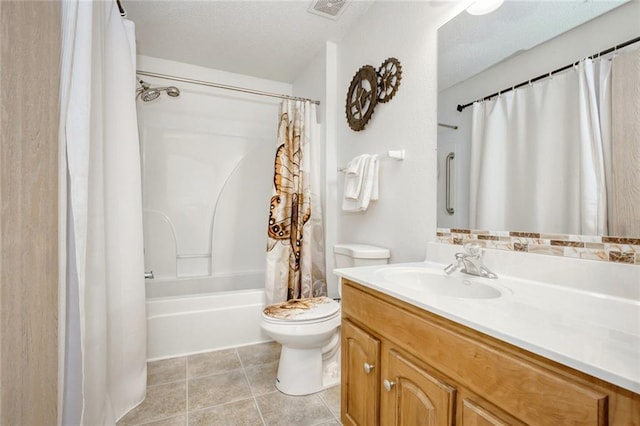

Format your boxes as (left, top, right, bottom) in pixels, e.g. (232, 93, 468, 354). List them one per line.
(466, 0, 504, 15)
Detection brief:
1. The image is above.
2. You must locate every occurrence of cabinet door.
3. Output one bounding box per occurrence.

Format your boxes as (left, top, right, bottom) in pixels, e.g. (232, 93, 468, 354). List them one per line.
(341, 319, 381, 426)
(382, 348, 456, 426)
(459, 398, 512, 426)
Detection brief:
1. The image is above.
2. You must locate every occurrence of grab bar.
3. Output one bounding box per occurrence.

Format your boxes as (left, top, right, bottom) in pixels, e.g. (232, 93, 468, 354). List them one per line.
(144, 270, 154, 279)
(445, 152, 455, 215)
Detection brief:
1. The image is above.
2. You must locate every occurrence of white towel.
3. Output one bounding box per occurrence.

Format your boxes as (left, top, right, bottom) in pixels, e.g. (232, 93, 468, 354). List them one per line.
(342, 154, 379, 212)
(343, 154, 367, 199)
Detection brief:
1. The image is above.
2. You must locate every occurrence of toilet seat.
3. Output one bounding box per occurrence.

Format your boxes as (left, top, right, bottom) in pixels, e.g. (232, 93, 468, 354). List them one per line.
(262, 297, 340, 325)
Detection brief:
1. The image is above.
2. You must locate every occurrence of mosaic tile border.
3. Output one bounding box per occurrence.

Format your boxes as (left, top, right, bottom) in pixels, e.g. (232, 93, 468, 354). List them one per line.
(436, 228, 640, 265)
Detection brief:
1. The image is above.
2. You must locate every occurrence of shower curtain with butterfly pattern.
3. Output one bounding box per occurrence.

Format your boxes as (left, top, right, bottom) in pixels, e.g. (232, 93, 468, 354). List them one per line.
(265, 100, 327, 305)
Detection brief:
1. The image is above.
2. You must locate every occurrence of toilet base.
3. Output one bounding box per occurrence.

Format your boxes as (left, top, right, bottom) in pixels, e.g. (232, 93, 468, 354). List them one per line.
(275, 343, 340, 396)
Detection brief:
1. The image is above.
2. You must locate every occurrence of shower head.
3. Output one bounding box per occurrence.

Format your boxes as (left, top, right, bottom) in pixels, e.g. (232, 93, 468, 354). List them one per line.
(140, 88, 161, 102)
(165, 86, 180, 97)
(136, 79, 180, 101)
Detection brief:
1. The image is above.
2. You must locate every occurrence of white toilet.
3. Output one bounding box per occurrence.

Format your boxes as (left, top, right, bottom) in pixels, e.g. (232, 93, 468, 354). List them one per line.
(261, 243, 390, 396)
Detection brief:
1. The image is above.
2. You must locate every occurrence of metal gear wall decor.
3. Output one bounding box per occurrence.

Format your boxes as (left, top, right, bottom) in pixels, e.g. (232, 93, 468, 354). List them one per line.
(345, 58, 402, 131)
(377, 57, 402, 103)
(345, 65, 378, 131)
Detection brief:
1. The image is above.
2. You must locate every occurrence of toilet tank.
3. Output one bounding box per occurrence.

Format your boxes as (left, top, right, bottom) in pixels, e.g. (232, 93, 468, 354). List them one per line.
(334, 243, 390, 268)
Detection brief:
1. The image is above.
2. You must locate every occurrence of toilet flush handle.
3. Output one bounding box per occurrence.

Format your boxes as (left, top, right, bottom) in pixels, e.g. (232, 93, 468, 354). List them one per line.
(363, 362, 375, 374)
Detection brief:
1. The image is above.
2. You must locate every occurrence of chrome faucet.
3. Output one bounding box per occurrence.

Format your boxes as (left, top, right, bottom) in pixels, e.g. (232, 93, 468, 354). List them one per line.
(444, 243, 498, 279)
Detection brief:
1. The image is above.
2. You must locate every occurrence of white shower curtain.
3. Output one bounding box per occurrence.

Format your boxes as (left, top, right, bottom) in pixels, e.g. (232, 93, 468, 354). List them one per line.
(469, 59, 608, 235)
(59, 1, 146, 424)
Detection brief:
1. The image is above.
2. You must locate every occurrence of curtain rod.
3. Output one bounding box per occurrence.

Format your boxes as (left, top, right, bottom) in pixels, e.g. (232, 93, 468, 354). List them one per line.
(456, 35, 640, 112)
(116, 0, 126, 17)
(136, 70, 321, 105)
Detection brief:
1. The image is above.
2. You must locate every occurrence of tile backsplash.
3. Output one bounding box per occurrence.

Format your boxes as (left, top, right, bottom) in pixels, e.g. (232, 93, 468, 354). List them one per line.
(436, 228, 640, 265)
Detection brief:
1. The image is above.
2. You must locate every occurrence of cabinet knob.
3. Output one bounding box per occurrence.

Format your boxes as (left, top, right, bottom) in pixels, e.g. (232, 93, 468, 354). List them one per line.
(383, 379, 395, 391)
(363, 362, 375, 374)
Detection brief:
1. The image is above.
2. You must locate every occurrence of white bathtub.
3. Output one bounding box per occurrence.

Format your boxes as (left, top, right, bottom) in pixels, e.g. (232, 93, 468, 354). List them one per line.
(146, 272, 271, 360)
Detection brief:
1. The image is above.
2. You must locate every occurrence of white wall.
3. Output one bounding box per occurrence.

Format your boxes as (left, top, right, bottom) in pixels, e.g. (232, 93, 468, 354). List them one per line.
(136, 56, 291, 279)
(334, 2, 463, 264)
(437, 1, 640, 229)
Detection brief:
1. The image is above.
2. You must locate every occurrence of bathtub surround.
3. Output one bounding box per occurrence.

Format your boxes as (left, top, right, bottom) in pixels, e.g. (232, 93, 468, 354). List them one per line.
(136, 59, 330, 361)
(145, 270, 264, 299)
(265, 100, 327, 305)
(137, 55, 287, 282)
(59, 2, 146, 424)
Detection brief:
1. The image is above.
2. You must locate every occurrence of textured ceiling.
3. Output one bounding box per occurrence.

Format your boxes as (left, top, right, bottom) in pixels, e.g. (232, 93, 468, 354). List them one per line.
(125, 1, 628, 87)
(124, 0, 374, 83)
(438, 0, 628, 91)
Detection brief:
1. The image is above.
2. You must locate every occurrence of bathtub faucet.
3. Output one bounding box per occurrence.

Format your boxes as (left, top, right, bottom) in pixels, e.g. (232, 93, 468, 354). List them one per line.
(443, 243, 498, 279)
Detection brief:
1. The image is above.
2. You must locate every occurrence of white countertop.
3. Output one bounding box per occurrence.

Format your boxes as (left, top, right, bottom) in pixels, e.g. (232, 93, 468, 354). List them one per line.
(334, 261, 640, 394)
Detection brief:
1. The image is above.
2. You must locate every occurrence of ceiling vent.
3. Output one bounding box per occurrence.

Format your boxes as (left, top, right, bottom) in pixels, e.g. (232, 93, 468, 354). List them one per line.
(308, 0, 349, 20)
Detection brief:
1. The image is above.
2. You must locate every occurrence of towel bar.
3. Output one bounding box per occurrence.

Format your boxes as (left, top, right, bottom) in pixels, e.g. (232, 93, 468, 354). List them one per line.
(338, 150, 404, 172)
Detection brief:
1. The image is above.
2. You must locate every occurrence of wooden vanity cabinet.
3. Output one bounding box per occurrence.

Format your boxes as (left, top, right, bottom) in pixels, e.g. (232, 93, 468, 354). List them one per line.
(340, 279, 640, 426)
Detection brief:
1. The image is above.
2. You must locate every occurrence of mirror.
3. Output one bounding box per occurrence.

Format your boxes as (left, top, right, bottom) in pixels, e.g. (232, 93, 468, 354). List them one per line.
(437, 0, 639, 238)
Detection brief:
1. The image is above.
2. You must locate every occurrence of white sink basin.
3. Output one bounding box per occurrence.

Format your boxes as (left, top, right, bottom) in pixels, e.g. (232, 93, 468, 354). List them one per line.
(377, 267, 504, 299)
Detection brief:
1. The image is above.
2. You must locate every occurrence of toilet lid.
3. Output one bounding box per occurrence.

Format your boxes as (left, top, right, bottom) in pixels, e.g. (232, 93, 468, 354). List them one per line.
(263, 296, 340, 322)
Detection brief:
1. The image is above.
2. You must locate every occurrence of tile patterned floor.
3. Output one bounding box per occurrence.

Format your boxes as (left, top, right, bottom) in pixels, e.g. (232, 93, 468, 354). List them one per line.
(117, 342, 341, 426)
